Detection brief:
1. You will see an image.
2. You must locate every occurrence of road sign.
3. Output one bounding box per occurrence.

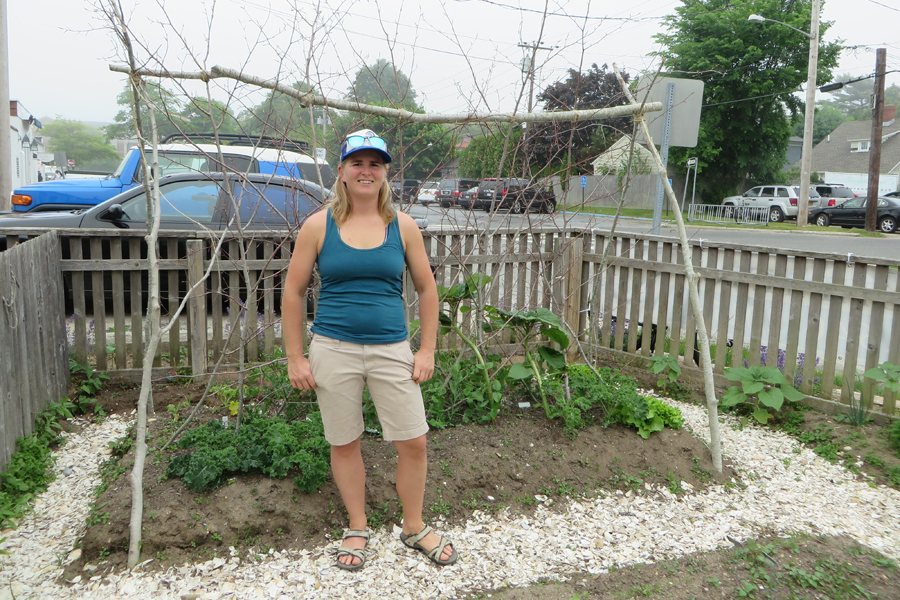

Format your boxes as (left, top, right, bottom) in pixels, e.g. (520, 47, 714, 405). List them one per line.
(581, 176, 587, 188)
(687, 157, 697, 167)
(67, 159, 75, 167)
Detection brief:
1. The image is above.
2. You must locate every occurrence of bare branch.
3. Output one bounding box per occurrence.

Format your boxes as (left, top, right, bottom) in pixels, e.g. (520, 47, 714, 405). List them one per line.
(109, 63, 662, 123)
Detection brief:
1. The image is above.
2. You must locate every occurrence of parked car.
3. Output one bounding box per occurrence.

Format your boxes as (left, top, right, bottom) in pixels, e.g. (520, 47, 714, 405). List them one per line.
(721, 185, 820, 222)
(809, 196, 900, 233)
(8, 134, 335, 213)
(436, 178, 480, 208)
(482, 178, 557, 214)
(390, 179, 422, 203)
(0, 172, 326, 232)
(815, 184, 857, 207)
(417, 181, 439, 206)
(456, 186, 480, 209)
(885, 191, 900, 198)
(467, 178, 501, 210)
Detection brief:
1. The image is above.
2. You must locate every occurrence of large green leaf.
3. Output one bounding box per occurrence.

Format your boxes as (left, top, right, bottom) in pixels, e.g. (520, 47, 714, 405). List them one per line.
(544, 327, 570, 349)
(539, 346, 567, 371)
(758, 388, 784, 411)
(508, 362, 533, 380)
(724, 367, 750, 381)
(742, 380, 765, 395)
(781, 385, 806, 402)
(752, 408, 771, 424)
(720, 386, 746, 407)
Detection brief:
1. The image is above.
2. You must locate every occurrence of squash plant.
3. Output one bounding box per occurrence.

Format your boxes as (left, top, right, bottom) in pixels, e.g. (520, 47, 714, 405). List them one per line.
(721, 365, 805, 424)
(436, 273, 503, 420)
(483, 306, 569, 419)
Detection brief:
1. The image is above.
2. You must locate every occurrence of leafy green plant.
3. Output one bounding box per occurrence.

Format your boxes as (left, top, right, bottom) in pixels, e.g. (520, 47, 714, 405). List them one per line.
(888, 420, 900, 457)
(611, 395, 683, 439)
(437, 273, 502, 421)
(721, 365, 806, 424)
(648, 355, 681, 387)
(863, 361, 900, 394)
(484, 306, 569, 420)
(421, 353, 507, 426)
(166, 414, 330, 493)
(69, 360, 109, 417)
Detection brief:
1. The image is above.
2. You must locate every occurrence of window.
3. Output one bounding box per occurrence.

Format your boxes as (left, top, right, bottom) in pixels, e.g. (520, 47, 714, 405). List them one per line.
(850, 140, 870, 152)
(761, 187, 776, 197)
(119, 180, 220, 224)
(232, 181, 317, 227)
(776, 188, 790, 197)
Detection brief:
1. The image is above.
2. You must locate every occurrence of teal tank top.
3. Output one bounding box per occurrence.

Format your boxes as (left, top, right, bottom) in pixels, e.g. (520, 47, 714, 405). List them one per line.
(310, 209, 408, 344)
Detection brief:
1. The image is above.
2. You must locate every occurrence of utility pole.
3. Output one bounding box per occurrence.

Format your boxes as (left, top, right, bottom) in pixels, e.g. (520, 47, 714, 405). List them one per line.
(865, 48, 886, 232)
(0, 0, 12, 212)
(517, 41, 554, 177)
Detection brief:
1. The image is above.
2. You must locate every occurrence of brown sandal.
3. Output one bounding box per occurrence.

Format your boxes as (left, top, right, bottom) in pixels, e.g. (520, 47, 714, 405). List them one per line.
(336, 529, 370, 571)
(400, 525, 459, 566)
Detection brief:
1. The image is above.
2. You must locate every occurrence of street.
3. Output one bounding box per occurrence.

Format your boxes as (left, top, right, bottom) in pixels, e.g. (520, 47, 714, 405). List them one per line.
(406, 204, 900, 262)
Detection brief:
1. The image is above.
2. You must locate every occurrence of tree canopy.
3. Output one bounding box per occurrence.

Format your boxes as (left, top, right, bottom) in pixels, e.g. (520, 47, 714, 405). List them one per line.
(792, 103, 846, 145)
(346, 59, 417, 109)
(106, 83, 239, 141)
(458, 126, 524, 179)
(43, 119, 121, 171)
(237, 82, 322, 142)
(526, 63, 632, 176)
(818, 74, 900, 121)
(655, 0, 841, 202)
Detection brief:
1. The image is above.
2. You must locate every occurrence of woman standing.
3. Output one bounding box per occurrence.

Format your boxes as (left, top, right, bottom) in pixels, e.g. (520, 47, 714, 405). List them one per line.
(282, 129, 457, 570)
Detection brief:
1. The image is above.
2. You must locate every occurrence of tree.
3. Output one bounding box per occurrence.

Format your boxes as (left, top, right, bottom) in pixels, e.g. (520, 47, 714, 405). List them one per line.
(655, 0, 841, 202)
(346, 59, 417, 109)
(43, 118, 122, 171)
(458, 126, 524, 179)
(105, 82, 183, 140)
(177, 96, 240, 135)
(793, 103, 846, 145)
(238, 82, 319, 141)
(819, 75, 900, 121)
(526, 64, 633, 177)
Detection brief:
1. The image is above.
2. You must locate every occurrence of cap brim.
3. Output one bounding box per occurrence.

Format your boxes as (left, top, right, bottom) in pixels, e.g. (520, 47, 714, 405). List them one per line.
(341, 146, 392, 164)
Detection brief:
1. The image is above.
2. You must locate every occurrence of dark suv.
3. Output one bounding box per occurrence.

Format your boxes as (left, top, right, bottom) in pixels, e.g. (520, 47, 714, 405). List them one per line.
(390, 179, 422, 203)
(436, 178, 480, 208)
(482, 178, 557, 214)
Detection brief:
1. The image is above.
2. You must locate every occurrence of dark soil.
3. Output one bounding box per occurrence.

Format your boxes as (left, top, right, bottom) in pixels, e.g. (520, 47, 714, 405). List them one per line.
(60, 379, 900, 599)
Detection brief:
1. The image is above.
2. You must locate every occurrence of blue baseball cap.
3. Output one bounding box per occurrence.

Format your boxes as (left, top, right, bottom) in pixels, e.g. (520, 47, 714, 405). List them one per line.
(339, 129, 392, 163)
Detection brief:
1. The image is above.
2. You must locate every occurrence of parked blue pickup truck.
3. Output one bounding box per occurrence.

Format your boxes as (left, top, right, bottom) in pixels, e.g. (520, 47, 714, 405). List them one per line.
(9, 134, 335, 213)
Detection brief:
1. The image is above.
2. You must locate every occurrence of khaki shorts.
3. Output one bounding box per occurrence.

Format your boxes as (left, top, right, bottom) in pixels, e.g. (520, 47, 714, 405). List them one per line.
(308, 334, 429, 446)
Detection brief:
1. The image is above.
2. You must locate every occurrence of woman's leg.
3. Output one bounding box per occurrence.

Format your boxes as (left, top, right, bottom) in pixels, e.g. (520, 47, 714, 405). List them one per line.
(393, 435, 454, 562)
(331, 437, 368, 566)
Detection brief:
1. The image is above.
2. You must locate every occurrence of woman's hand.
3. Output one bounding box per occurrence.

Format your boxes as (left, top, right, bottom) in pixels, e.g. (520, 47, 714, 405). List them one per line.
(288, 355, 317, 390)
(412, 350, 435, 383)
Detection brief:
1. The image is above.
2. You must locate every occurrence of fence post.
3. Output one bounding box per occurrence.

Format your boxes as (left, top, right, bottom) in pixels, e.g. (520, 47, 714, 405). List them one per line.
(186, 240, 208, 378)
(558, 235, 584, 362)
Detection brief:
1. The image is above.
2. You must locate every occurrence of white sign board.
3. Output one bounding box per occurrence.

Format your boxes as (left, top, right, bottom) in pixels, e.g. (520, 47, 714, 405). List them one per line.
(315, 147, 327, 162)
(635, 77, 704, 148)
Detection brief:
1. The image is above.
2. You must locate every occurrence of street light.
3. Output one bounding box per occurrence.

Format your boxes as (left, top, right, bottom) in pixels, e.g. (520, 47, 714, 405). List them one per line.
(749, 0, 820, 227)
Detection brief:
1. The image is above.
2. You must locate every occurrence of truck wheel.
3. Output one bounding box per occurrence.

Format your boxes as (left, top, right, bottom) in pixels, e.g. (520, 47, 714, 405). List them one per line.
(768, 206, 784, 222)
(513, 199, 525, 214)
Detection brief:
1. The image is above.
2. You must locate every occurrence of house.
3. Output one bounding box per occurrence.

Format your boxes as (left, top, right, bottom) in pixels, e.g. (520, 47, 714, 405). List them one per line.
(8, 101, 45, 188)
(591, 135, 658, 175)
(806, 105, 900, 195)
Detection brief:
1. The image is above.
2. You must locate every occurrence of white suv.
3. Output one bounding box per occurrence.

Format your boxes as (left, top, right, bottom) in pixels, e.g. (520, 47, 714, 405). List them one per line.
(722, 185, 820, 222)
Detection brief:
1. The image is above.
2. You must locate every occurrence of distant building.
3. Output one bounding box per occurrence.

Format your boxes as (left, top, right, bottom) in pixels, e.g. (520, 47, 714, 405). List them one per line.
(804, 105, 900, 195)
(8, 101, 45, 188)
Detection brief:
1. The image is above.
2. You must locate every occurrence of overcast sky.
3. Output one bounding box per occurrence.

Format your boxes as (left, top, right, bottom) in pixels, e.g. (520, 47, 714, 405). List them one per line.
(8, 0, 900, 125)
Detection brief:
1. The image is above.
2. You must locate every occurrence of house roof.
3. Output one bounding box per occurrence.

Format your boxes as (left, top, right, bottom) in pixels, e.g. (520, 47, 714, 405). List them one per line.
(808, 117, 900, 175)
(591, 135, 659, 173)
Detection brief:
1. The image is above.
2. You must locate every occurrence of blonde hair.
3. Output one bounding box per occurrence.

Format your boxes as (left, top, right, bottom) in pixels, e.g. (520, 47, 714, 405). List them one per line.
(328, 157, 395, 226)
